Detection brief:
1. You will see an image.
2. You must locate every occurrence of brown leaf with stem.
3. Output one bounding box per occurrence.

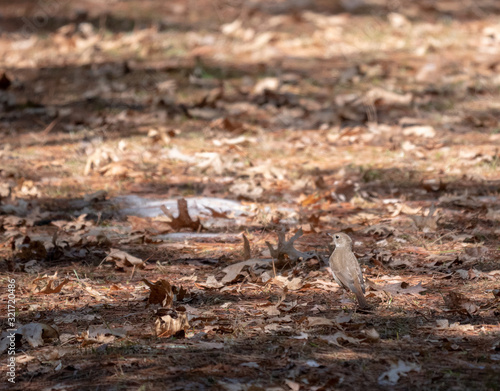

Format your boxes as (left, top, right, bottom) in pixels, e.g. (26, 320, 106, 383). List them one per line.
(242, 234, 251, 260)
(36, 278, 70, 294)
(221, 259, 270, 284)
(104, 249, 145, 269)
(142, 278, 174, 307)
(142, 279, 190, 307)
(161, 198, 203, 231)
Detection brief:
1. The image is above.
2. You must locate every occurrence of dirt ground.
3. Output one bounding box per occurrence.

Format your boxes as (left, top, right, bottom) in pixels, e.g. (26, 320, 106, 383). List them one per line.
(0, 0, 499, 390)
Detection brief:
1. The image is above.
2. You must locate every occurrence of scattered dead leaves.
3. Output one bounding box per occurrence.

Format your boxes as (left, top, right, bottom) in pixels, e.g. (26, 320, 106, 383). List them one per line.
(1, 2, 500, 390)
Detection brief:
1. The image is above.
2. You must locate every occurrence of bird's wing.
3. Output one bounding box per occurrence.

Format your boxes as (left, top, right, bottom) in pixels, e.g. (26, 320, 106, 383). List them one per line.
(347, 252, 366, 294)
(330, 261, 355, 291)
(335, 251, 365, 294)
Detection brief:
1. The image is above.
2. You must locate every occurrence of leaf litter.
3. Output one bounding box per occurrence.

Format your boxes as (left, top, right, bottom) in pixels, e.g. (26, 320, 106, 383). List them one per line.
(1, 1, 500, 390)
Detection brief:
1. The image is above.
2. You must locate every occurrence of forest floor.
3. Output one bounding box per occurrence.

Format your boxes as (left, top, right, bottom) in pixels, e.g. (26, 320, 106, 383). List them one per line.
(0, 0, 499, 390)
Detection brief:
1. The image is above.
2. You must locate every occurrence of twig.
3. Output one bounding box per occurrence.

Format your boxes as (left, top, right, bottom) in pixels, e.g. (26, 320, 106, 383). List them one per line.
(429, 230, 458, 246)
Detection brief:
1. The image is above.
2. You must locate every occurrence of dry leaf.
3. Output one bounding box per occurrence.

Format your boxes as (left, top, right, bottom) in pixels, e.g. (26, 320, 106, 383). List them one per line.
(105, 249, 145, 269)
(54, 314, 98, 324)
(320, 331, 361, 346)
(264, 305, 281, 316)
(365, 87, 412, 106)
(84, 285, 109, 302)
(408, 204, 439, 232)
(0, 71, 11, 90)
(162, 198, 203, 231)
(421, 178, 447, 192)
(278, 300, 298, 313)
(290, 332, 309, 340)
(305, 317, 335, 328)
(84, 325, 126, 344)
(0, 323, 58, 352)
(221, 259, 269, 284)
(455, 269, 483, 280)
(203, 206, 231, 219)
(403, 125, 436, 138)
(313, 279, 340, 292)
(199, 276, 224, 289)
(364, 224, 398, 238)
(17, 240, 47, 262)
(99, 161, 132, 178)
(264, 323, 293, 333)
(229, 181, 264, 200)
(361, 327, 380, 342)
(83, 190, 107, 202)
(209, 117, 245, 134)
(459, 246, 488, 263)
(155, 307, 190, 337)
(443, 292, 479, 315)
(18, 323, 59, 348)
(36, 279, 70, 295)
(242, 234, 251, 260)
(273, 276, 304, 291)
(87, 325, 126, 339)
(368, 280, 426, 296)
(265, 228, 317, 263)
(378, 360, 421, 386)
(196, 341, 225, 350)
(335, 312, 352, 324)
(142, 278, 175, 307)
(284, 379, 300, 391)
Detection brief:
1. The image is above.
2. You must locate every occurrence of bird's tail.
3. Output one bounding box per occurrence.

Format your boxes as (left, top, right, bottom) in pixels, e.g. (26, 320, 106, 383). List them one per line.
(353, 279, 369, 309)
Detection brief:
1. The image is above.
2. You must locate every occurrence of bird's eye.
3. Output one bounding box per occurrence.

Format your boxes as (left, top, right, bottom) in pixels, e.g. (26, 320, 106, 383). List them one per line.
(335, 235, 340, 239)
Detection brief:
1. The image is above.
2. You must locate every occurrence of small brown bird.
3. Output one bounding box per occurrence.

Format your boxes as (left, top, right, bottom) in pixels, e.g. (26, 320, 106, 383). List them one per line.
(329, 232, 369, 309)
